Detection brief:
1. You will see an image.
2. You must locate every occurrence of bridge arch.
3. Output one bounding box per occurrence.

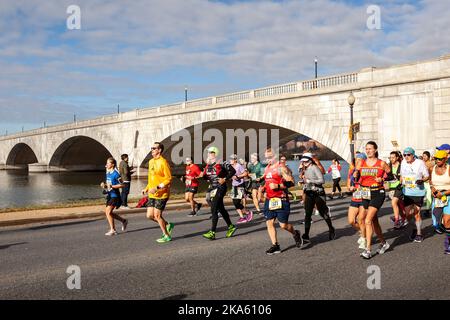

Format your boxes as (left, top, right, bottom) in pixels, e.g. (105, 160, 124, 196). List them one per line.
(49, 136, 112, 172)
(138, 119, 343, 171)
(6, 143, 39, 167)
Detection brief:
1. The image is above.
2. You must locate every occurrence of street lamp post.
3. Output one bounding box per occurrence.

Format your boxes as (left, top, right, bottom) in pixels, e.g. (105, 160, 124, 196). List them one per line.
(348, 92, 356, 164)
(185, 87, 188, 102)
(314, 57, 318, 79)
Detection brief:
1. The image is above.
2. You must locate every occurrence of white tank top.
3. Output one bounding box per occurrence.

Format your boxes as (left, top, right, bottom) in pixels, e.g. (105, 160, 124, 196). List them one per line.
(432, 165, 450, 190)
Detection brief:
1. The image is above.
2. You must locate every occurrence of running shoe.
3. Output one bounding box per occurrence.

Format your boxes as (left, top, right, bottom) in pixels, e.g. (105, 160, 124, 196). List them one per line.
(202, 230, 216, 240)
(293, 230, 303, 248)
(188, 211, 196, 217)
(257, 210, 264, 216)
(301, 234, 311, 247)
(236, 217, 248, 224)
(409, 229, 417, 241)
(156, 234, 172, 243)
(226, 224, 237, 238)
(358, 238, 367, 250)
(393, 220, 402, 229)
(245, 210, 253, 222)
(445, 249, 450, 255)
(376, 242, 390, 254)
(414, 235, 424, 243)
(434, 227, 444, 234)
(357, 236, 365, 245)
(266, 244, 281, 255)
(196, 203, 202, 213)
(390, 216, 396, 224)
(329, 227, 336, 240)
(360, 249, 372, 259)
(121, 219, 128, 232)
(105, 230, 117, 236)
(166, 222, 174, 236)
(401, 219, 409, 228)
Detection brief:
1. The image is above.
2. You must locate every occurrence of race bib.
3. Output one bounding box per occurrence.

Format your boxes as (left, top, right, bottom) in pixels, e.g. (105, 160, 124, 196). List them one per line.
(249, 173, 257, 180)
(404, 176, 416, 189)
(361, 187, 371, 200)
(435, 197, 448, 208)
(185, 179, 192, 186)
(231, 188, 244, 200)
(388, 190, 395, 200)
(269, 198, 282, 211)
(352, 190, 362, 200)
(210, 189, 218, 198)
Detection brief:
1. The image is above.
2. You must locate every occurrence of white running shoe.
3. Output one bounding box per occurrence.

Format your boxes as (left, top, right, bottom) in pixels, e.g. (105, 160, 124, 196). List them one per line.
(358, 238, 367, 250)
(376, 242, 390, 255)
(105, 230, 117, 236)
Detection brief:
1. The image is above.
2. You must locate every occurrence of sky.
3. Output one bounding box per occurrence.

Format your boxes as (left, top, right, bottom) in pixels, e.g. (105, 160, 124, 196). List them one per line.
(1, 0, 449, 134)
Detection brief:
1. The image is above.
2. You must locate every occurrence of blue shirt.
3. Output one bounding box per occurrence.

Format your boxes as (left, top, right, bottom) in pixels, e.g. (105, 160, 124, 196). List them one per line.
(106, 169, 122, 198)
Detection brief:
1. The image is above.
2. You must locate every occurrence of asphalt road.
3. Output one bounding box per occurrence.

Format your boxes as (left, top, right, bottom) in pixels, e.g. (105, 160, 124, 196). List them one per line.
(0, 196, 449, 300)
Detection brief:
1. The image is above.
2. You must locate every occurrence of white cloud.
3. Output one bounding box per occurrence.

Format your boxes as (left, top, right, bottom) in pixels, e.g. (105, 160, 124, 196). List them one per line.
(0, 0, 449, 133)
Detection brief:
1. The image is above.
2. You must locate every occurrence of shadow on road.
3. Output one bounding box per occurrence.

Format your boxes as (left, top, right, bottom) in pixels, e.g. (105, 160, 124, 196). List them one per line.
(26, 219, 100, 231)
(0, 242, 27, 250)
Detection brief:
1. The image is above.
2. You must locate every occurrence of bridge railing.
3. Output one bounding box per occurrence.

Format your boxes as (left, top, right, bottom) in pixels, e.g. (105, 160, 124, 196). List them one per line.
(302, 73, 358, 90)
(1, 71, 360, 139)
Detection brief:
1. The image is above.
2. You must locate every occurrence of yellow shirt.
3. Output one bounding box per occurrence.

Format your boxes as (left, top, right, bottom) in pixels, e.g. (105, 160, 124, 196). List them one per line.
(145, 156, 172, 199)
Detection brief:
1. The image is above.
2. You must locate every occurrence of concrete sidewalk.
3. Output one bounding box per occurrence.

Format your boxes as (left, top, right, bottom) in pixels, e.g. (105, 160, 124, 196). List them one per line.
(0, 187, 352, 227)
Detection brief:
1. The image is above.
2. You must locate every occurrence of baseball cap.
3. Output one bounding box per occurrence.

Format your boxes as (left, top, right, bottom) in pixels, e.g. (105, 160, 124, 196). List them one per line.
(403, 147, 415, 156)
(303, 152, 313, 158)
(229, 154, 238, 160)
(300, 156, 313, 162)
(207, 146, 219, 156)
(185, 157, 192, 162)
(434, 150, 448, 159)
(436, 144, 450, 151)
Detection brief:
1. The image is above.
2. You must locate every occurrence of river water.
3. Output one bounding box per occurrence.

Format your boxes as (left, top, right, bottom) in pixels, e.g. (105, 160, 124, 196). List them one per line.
(0, 160, 348, 209)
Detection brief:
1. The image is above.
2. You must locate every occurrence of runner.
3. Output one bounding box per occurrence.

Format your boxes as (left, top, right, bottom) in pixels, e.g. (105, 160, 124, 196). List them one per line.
(347, 153, 366, 250)
(328, 159, 343, 199)
(202, 147, 237, 240)
(229, 154, 253, 224)
(300, 154, 335, 246)
(400, 147, 429, 243)
(239, 158, 251, 210)
(141, 142, 174, 243)
(262, 148, 303, 254)
(355, 141, 390, 259)
(387, 151, 407, 229)
(247, 153, 265, 215)
(422, 151, 434, 218)
(102, 157, 128, 236)
(429, 150, 450, 254)
(182, 157, 202, 217)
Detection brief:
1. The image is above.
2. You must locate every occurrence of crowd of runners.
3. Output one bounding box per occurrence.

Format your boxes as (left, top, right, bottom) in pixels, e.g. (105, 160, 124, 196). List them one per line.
(100, 141, 450, 258)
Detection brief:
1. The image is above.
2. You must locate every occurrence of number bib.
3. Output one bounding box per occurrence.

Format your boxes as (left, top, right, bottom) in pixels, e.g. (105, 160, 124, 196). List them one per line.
(435, 197, 448, 208)
(352, 190, 362, 200)
(361, 187, 371, 200)
(404, 176, 417, 189)
(210, 189, 218, 198)
(269, 198, 283, 211)
(388, 190, 395, 200)
(185, 179, 192, 186)
(231, 187, 244, 200)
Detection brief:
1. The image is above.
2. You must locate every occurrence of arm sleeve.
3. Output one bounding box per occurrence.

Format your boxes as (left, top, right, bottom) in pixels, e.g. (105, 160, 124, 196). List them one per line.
(310, 166, 325, 184)
(161, 160, 172, 187)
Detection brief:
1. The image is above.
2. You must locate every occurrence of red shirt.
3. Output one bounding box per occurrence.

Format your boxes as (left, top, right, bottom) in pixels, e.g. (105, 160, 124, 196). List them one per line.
(185, 164, 201, 187)
(359, 159, 385, 188)
(263, 162, 285, 199)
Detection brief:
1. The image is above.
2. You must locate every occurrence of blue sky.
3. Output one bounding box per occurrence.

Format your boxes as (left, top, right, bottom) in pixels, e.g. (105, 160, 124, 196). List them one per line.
(0, 0, 449, 134)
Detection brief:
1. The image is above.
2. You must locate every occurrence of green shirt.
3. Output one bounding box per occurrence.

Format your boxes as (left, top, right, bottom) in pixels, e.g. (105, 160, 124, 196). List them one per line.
(388, 164, 400, 189)
(247, 162, 264, 180)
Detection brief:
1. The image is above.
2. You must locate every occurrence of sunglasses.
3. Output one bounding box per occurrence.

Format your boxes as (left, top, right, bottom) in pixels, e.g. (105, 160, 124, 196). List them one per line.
(435, 157, 446, 161)
(151, 147, 159, 150)
(403, 153, 412, 157)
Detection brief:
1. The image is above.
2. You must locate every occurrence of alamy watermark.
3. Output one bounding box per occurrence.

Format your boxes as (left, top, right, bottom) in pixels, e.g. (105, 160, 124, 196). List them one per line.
(367, 265, 381, 290)
(170, 124, 280, 165)
(66, 265, 81, 290)
(67, 5, 81, 30)
(366, 5, 381, 30)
